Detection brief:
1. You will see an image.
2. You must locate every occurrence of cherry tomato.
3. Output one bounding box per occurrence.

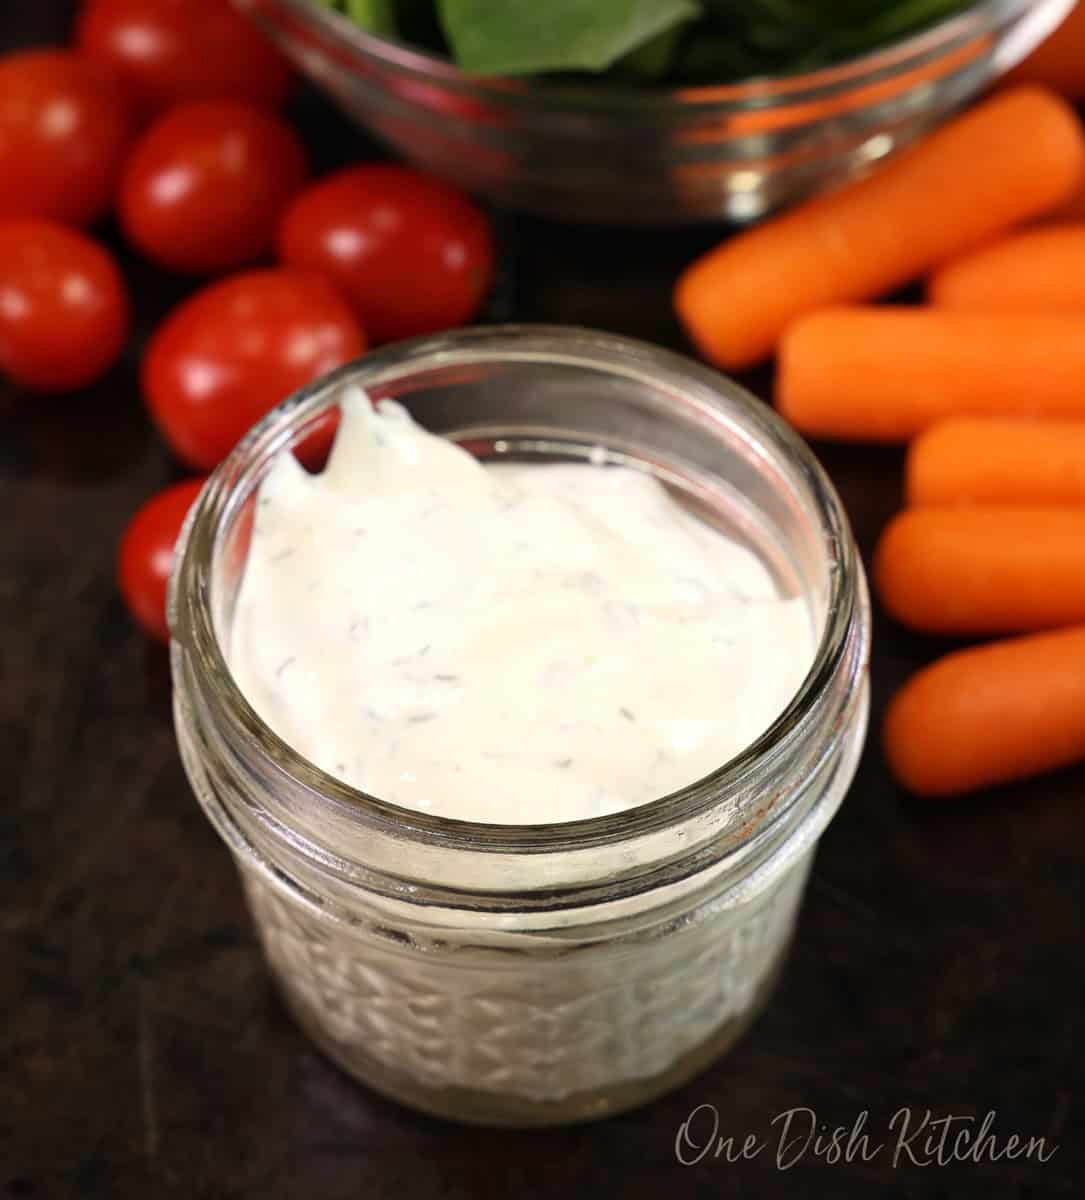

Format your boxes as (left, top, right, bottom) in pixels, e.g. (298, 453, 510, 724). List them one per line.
(143, 269, 366, 470)
(118, 477, 206, 642)
(120, 101, 308, 275)
(0, 221, 130, 393)
(77, 0, 293, 117)
(277, 164, 495, 343)
(0, 48, 132, 226)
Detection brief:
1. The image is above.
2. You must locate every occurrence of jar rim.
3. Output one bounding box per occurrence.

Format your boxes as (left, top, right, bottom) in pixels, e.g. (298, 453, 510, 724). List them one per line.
(170, 324, 859, 857)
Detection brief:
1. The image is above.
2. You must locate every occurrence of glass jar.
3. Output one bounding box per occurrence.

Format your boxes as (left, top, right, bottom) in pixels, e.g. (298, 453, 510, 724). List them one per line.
(169, 326, 871, 1127)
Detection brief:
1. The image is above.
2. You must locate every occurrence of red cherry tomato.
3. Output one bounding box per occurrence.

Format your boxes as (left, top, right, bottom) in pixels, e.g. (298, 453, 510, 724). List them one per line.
(0, 48, 133, 226)
(120, 101, 308, 275)
(77, 0, 293, 118)
(118, 477, 206, 642)
(277, 164, 495, 344)
(143, 269, 366, 470)
(0, 221, 130, 393)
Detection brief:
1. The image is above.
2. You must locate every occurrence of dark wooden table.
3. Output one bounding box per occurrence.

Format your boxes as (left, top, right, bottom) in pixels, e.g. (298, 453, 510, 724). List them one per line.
(4, 4, 1082, 1197)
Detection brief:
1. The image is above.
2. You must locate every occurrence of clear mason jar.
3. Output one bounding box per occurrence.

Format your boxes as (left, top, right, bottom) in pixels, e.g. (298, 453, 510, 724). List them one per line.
(169, 326, 871, 1127)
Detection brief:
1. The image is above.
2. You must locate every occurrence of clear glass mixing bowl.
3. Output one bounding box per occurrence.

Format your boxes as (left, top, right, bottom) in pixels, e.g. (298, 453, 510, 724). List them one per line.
(236, 0, 1072, 224)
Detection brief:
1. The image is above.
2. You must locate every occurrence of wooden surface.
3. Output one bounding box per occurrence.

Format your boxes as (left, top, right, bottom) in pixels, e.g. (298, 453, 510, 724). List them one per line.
(3, 4, 1082, 1197)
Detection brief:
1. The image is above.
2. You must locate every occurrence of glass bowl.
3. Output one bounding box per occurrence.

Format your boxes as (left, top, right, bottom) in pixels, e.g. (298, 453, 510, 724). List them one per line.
(235, 0, 1071, 224)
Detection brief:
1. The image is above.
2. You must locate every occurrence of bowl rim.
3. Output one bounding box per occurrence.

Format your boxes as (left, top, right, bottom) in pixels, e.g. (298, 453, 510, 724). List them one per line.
(248, 0, 1055, 109)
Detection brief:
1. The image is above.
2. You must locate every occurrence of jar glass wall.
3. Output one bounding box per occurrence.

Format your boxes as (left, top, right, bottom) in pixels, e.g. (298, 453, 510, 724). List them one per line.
(169, 326, 871, 1126)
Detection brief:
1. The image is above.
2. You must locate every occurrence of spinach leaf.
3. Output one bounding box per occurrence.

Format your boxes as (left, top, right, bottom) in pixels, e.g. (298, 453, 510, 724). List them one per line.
(346, 0, 397, 33)
(697, 0, 971, 76)
(435, 0, 700, 76)
(314, 0, 398, 37)
(319, 0, 974, 84)
(615, 25, 687, 81)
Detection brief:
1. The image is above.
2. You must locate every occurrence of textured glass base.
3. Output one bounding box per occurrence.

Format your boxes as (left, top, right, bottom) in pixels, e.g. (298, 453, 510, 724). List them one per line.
(283, 944, 790, 1127)
(243, 857, 808, 1127)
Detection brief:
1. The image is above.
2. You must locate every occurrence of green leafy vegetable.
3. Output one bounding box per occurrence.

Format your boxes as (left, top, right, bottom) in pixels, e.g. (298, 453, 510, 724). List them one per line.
(693, 0, 975, 78)
(615, 25, 687, 81)
(435, 0, 699, 76)
(315, 0, 398, 37)
(319, 0, 975, 83)
(346, 0, 397, 34)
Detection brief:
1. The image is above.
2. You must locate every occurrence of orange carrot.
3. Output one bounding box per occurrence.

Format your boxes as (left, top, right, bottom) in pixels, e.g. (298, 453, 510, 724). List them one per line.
(884, 625, 1085, 796)
(906, 418, 1085, 507)
(673, 87, 1085, 370)
(874, 506, 1085, 634)
(929, 225, 1085, 311)
(1004, 2, 1085, 100)
(777, 308, 1085, 442)
(1048, 182, 1085, 222)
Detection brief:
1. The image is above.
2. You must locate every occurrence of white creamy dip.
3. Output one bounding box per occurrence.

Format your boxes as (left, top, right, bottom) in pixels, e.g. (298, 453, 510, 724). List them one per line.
(227, 388, 815, 823)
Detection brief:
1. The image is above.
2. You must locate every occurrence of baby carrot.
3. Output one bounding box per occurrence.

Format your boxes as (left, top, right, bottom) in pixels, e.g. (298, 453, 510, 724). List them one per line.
(1004, 1, 1085, 100)
(884, 626, 1085, 797)
(674, 87, 1085, 369)
(777, 308, 1085, 441)
(929, 225, 1085, 311)
(1048, 184, 1085, 222)
(906, 418, 1085, 507)
(874, 506, 1085, 635)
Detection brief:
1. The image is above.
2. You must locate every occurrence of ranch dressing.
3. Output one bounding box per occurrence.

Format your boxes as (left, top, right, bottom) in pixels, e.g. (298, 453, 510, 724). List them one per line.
(228, 388, 815, 823)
